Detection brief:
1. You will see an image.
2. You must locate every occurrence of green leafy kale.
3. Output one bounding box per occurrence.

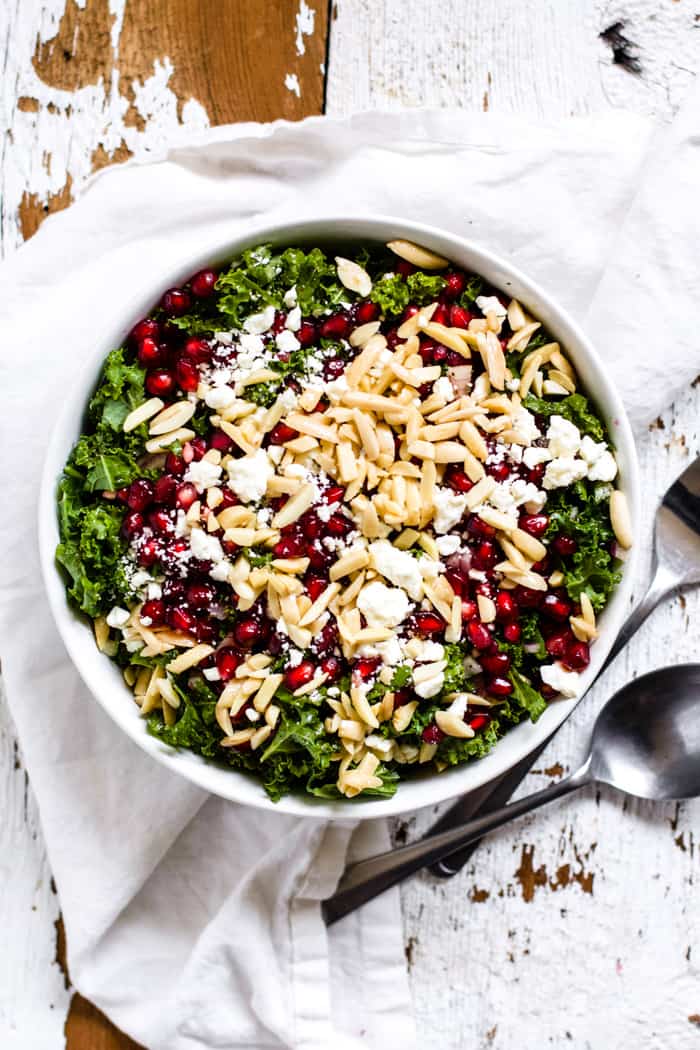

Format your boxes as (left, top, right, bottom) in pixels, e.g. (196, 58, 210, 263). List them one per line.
(508, 668, 547, 721)
(524, 392, 606, 442)
(459, 275, 484, 307)
(442, 643, 467, 694)
(369, 272, 446, 316)
(56, 485, 131, 616)
(546, 480, 620, 611)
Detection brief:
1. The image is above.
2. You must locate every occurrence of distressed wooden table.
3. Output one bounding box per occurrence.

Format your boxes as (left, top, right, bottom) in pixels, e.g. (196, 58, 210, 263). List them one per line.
(1, 2, 699, 1047)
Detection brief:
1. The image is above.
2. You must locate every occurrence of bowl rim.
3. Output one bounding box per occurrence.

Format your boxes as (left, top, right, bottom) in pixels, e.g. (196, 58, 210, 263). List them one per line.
(38, 213, 640, 821)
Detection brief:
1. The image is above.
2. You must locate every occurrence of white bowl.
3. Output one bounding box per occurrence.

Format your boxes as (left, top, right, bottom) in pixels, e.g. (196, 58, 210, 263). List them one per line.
(38, 215, 640, 821)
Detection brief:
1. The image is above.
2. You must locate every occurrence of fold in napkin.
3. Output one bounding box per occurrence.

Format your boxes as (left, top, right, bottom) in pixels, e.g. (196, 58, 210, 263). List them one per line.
(1, 89, 699, 1049)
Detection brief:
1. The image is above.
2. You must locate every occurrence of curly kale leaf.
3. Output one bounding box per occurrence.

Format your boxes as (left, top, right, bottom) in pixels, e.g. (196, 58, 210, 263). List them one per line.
(508, 668, 547, 722)
(370, 272, 446, 316)
(523, 392, 607, 442)
(56, 484, 131, 616)
(546, 480, 621, 611)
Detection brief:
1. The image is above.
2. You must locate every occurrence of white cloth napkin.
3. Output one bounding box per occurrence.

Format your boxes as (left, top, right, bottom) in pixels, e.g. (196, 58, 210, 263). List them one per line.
(2, 91, 700, 1050)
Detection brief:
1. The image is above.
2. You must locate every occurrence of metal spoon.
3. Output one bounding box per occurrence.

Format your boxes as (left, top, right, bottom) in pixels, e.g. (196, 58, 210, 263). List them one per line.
(322, 664, 700, 925)
(427, 454, 700, 877)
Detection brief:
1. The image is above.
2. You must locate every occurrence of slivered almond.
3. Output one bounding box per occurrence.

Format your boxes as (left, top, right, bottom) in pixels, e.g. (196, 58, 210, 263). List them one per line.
(336, 256, 372, 296)
(477, 594, 496, 623)
(462, 448, 486, 482)
(394, 528, 421, 549)
(354, 627, 393, 644)
(167, 644, 215, 675)
(543, 380, 569, 397)
(580, 592, 596, 627)
(464, 475, 496, 510)
(519, 350, 543, 399)
(484, 331, 506, 390)
(352, 408, 380, 460)
(298, 387, 323, 413)
(123, 397, 164, 432)
(298, 582, 341, 626)
(550, 349, 575, 377)
(498, 565, 548, 591)
(435, 710, 475, 739)
(93, 616, 110, 652)
(570, 615, 598, 642)
(157, 677, 180, 709)
(350, 320, 382, 347)
(511, 527, 547, 562)
(419, 459, 437, 526)
(338, 719, 366, 741)
(610, 490, 633, 549)
(386, 239, 449, 270)
(250, 724, 272, 750)
(145, 427, 195, 453)
(336, 440, 359, 482)
(340, 390, 409, 417)
(507, 299, 527, 331)
(397, 301, 438, 339)
(498, 536, 528, 570)
(392, 701, 419, 733)
(284, 413, 338, 444)
(549, 570, 565, 587)
(419, 321, 471, 357)
(330, 546, 370, 580)
(548, 368, 576, 393)
(239, 369, 279, 387)
(220, 729, 255, 748)
(345, 334, 387, 387)
(433, 440, 470, 463)
(445, 595, 462, 643)
(407, 439, 435, 460)
(350, 684, 380, 728)
(421, 422, 461, 441)
(507, 321, 541, 352)
(271, 483, 316, 528)
(149, 400, 195, 435)
(459, 419, 488, 460)
(389, 461, 422, 478)
(271, 557, 310, 574)
(338, 571, 366, 607)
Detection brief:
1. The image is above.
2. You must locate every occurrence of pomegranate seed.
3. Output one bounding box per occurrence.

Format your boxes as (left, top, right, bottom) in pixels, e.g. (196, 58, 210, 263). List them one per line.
(307, 546, 333, 573)
(320, 312, 352, 340)
(183, 337, 211, 363)
(323, 484, 345, 505)
(316, 621, 340, 654)
(396, 260, 416, 278)
(422, 723, 445, 745)
(190, 268, 217, 298)
(161, 287, 191, 317)
(469, 713, 490, 732)
(152, 475, 176, 505)
(533, 556, 551, 575)
(503, 621, 522, 643)
(297, 320, 317, 347)
(285, 661, 315, 691)
(385, 328, 402, 350)
(414, 612, 445, 636)
(320, 655, 342, 682)
(475, 578, 495, 600)
(140, 598, 165, 626)
(274, 536, 303, 559)
(121, 510, 144, 539)
(444, 272, 467, 300)
(187, 582, 214, 609)
(204, 430, 230, 454)
(163, 580, 185, 602)
(486, 460, 510, 482)
(269, 422, 298, 445)
(306, 576, 327, 602)
(495, 591, 518, 622)
(149, 508, 172, 534)
(514, 585, 544, 609)
(219, 488, 238, 508)
(466, 514, 496, 539)
(461, 598, 477, 621)
(392, 689, 413, 708)
(472, 540, 498, 570)
(542, 593, 572, 621)
(189, 436, 208, 461)
(126, 478, 154, 511)
(168, 606, 197, 634)
(553, 535, 578, 556)
(545, 630, 573, 659)
(481, 650, 511, 676)
(325, 514, 350, 537)
(130, 318, 159, 345)
(196, 621, 218, 646)
(138, 538, 159, 567)
(446, 469, 474, 494)
(449, 304, 472, 329)
(540, 682, 558, 700)
(165, 452, 185, 476)
(519, 513, 549, 537)
(527, 464, 546, 486)
(176, 483, 198, 510)
(215, 646, 241, 681)
(175, 355, 199, 392)
(137, 336, 167, 368)
(354, 657, 380, 680)
(234, 618, 262, 648)
(487, 676, 513, 698)
(564, 640, 590, 671)
(355, 301, 380, 324)
(115, 487, 130, 502)
(431, 304, 450, 326)
(446, 570, 464, 596)
(468, 620, 492, 650)
(145, 370, 176, 398)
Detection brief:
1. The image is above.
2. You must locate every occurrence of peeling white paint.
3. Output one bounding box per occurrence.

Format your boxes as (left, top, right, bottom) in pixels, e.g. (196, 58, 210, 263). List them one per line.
(294, 0, 315, 57)
(284, 72, 301, 98)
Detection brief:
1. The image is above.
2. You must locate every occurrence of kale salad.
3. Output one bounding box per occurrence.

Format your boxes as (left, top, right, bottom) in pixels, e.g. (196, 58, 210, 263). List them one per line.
(56, 237, 631, 801)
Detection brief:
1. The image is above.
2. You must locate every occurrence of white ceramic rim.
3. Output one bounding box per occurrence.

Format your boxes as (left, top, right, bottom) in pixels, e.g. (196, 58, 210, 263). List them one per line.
(38, 214, 641, 821)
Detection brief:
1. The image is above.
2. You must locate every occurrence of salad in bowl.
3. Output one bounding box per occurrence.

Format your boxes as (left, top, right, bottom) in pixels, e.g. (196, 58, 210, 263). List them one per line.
(55, 233, 633, 803)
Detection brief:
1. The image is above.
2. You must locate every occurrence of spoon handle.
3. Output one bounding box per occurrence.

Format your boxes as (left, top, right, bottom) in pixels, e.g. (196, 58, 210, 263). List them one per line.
(322, 759, 592, 925)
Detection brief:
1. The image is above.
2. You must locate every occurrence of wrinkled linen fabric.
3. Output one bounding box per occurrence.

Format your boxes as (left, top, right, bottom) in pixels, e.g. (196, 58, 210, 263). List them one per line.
(1, 89, 699, 1049)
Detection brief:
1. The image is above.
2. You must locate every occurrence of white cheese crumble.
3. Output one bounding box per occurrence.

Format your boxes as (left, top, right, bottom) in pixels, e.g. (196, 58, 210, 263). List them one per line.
(436, 534, 461, 556)
(283, 285, 298, 308)
(243, 305, 275, 334)
(432, 487, 470, 533)
(540, 663, 581, 698)
(189, 528, 225, 564)
(588, 451, 617, 482)
(476, 294, 508, 319)
(357, 581, 410, 629)
(106, 606, 130, 628)
(185, 458, 222, 491)
(356, 636, 404, 667)
(369, 540, 423, 601)
(413, 667, 445, 699)
(285, 306, 302, 331)
(276, 329, 301, 353)
(239, 333, 265, 356)
(227, 448, 274, 503)
(522, 445, 552, 469)
(543, 456, 588, 490)
(432, 376, 454, 401)
(511, 405, 541, 445)
(203, 667, 221, 682)
(547, 415, 581, 458)
(205, 386, 237, 410)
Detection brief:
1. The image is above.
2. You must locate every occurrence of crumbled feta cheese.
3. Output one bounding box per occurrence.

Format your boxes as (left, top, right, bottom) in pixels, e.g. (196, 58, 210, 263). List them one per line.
(278, 387, 298, 410)
(509, 478, 543, 507)
(287, 648, 304, 667)
(106, 606, 130, 629)
(476, 294, 507, 319)
(185, 458, 222, 491)
(547, 415, 581, 458)
(540, 663, 581, 698)
(433, 376, 454, 401)
(524, 489, 547, 512)
(507, 443, 523, 464)
(369, 540, 424, 601)
(357, 580, 410, 628)
(209, 560, 232, 582)
(413, 668, 445, 699)
(205, 386, 237, 410)
(512, 405, 541, 445)
(417, 640, 445, 662)
(227, 448, 274, 503)
(276, 329, 300, 353)
(146, 582, 162, 600)
(239, 333, 265, 356)
(243, 305, 275, 335)
(543, 457, 588, 490)
(436, 534, 461, 556)
(356, 636, 404, 667)
(587, 450, 618, 482)
(190, 528, 225, 564)
(506, 377, 521, 393)
(418, 557, 444, 580)
(283, 285, 298, 308)
(432, 487, 470, 533)
(522, 445, 552, 469)
(285, 306, 302, 332)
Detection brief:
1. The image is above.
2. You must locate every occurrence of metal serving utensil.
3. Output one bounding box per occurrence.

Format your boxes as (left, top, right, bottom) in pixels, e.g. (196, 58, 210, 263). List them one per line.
(424, 454, 700, 878)
(323, 664, 700, 924)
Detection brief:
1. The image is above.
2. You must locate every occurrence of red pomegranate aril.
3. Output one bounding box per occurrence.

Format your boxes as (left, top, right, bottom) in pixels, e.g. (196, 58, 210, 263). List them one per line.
(553, 534, 578, 556)
(190, 436, 208, 461)
(514, 585, 544, 609)
(486, 460, 510, 482)
(126, 478, 154, 511)
(495, 590, 518, 622)
(167, 606, 197, 633)
(149, 508, 172, 534)
(355, 300, 380, 324)
(480, 650, 511, 676)
(130, 318, 159, 345)
(466, 514, 496, 539)
(444, 271, 467, 300)
(152, 475, 177, 505)
(542, 592, 572, 620)
(527, 464, 546, 486)
(545, 629, 573, 659)
(187, 582, 215, 609)
(297, 320, 317, 347)
(161, 287, 191, 317)
(320, 655, 342, 682)
(190, 268, 217, 298)
(209, 429, 233, 453)
(220, 488, 238, 508)
(540, 682, 558, 700)
(469, 713, 490, 732)
(487, 676, 514, 698)
(121, 510, 144, 539)
(137, 538, 159, 567)
(320, 311, 352, 340)
(176, 483, 198, 510)
(324, 484, 345, 505)
(145, 369, 176, 398)
(431, 304, 449, 326)
(175, 355, 199, 392)
(269, 422, 299, 445)
(140, 598, 165, 626)
(137, 336, 167, 368)
(234, 618, 262, 648)
(325, 514, 350, 537)
(285, 661, 315, 691)
(422, 723, 445, 745)
(414, 612, 445, 636)
(396, 260, 416, 278)
(461, 598, 477, 621)
(274, 536, 303, 559)
(446, 469, 474, 494)
(445, 570, 463, 596)
(468, 620, 492, 650)
(519, 513, 549, 538)
(165, 452, 186, 476)
(306, 576, 327, 602)
(473, 540, 498, 570)
(270, 310, 287, 335)
(354, 657, 381, 680)
(449, 304, 472, 329)
(183, 337, 211, 363)
(564, 640, 590, 671)
(214, 646, 241, 681)
(503, 621, 522, 643)
(115, 487, 130, 502)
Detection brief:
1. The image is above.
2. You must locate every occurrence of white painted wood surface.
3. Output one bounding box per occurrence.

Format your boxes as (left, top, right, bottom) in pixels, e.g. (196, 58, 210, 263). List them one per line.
(1, 1, 699, 1047)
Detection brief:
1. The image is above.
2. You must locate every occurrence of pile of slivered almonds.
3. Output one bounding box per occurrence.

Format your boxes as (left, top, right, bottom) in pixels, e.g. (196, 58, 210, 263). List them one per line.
(94, 239, 633, 798)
